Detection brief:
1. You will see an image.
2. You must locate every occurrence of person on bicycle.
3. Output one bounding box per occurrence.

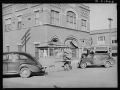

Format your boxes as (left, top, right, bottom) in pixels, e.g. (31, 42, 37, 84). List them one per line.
(63, 51, 72, 70)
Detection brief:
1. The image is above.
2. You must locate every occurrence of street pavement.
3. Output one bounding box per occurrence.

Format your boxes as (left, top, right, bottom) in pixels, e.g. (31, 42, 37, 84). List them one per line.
(3, 61, 117, 88)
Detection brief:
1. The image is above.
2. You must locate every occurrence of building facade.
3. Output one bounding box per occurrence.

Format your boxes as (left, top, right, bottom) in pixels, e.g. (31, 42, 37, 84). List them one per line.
(90, 28, 117, 56)
(3, 4, 91, 59)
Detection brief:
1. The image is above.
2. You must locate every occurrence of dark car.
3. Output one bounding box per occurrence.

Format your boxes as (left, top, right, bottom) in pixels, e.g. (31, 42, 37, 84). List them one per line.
(78, 53, 115, 69)
(3, 52, 44, 78)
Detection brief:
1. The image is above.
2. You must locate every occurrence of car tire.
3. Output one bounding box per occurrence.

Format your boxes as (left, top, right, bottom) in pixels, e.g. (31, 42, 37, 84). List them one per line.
(80, 62, 87, 69)
(20, 68, 31, 78)
(104, 61, 111, 68)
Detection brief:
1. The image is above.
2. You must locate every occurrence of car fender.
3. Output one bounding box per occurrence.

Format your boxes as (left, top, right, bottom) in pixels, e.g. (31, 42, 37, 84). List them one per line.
(102, 60, 111, 65)
(18, 64, 41, 73)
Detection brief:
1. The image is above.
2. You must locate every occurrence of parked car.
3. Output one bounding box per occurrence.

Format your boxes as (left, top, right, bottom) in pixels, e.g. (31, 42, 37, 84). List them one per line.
(3, 52, 44, 78)
(78, 53, 115, 69)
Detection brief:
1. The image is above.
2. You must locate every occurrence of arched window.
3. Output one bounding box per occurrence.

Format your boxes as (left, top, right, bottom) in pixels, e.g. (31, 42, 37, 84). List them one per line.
(66, 11, 76, 29)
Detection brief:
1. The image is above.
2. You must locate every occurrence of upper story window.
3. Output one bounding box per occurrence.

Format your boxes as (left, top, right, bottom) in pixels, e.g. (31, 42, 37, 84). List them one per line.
(97, 36, 105, 45)
(81, 19, 87, 31)
(17, 15, 22, 29)
(18, 44, 22, 51)
(66, 11, 76, 29)
(34, 10, 40, 25)
(6, 46, 10, 52)
(112, 35, 117, 45)
(5, 18, 12, 32)
(51, 10, 59, 26)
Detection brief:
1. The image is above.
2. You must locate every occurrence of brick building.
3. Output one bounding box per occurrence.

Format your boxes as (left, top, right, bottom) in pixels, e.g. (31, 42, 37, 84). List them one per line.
(90, 28, 117, 56)
(3, 4, 91, 60)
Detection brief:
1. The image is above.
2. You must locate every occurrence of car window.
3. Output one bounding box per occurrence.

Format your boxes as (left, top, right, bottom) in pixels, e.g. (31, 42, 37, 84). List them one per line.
(19, 55, 28, 60)
(12, 54, 19, 60)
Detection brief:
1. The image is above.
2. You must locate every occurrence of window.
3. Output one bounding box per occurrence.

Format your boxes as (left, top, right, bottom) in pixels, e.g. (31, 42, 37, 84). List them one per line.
(35, 44, 39, 59)
(112, 36, 117, 44)
(17, 15, 22, 29)
(34, 10, 39, 25)
(19, 55, 28, 60)
(5, 18, 12, 32)
(97, 36, 105, 45)
(81, 19, 87, 31)
(18, 45, 22, 51)
(67, 11, 76, 29)
(49, 48, 54, 56)
(6, 46, 10, 52)
(51, 10, 59, 26)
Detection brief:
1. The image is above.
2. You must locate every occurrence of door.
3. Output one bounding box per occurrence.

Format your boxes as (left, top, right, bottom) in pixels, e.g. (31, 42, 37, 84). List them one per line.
(92, 55, 102, 65)
(3, 54, 8, 74)
(7, 53, 20, 73)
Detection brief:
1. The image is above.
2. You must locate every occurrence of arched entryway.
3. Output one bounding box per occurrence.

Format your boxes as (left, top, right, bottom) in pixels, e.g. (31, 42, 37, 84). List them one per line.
(64, 36, 79, 59)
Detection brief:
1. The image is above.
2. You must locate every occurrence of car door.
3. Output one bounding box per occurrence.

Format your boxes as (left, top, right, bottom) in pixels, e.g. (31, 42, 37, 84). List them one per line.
(92, 54, 102, 65)
(7, 53, 20, 73)
(3, 54, 8, 74)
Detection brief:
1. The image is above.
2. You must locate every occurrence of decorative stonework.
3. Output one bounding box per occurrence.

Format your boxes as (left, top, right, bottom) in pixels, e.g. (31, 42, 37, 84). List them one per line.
(30, 4, 41, 8)
(81, 9, 89, 18)
(15, 4, 28, 12)
(3, 5, 12, 15)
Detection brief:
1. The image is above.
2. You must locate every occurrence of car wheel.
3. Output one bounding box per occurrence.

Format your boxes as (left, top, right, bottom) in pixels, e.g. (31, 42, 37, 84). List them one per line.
(104, 61, 111, 68)
(80, 62, 87, 69)
(20, 68, 31, 78)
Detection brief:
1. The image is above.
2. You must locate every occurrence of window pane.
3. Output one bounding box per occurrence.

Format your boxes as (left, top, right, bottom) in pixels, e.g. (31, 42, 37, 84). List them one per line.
(20, 55, 28, 60)
(74, 17, 76, 24)
(51, 10, 54, 17)
(7, 46, 10, 52)
(49, 48, 54, 56)
(70, 16, 73, 23)
(67, 15, 69, 22)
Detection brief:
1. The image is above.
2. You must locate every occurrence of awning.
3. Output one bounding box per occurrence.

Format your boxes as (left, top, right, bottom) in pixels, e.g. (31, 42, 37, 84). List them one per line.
(95, 47, 108, 51)
(112, 50, 117, 53)
(37, 42, 70, 48)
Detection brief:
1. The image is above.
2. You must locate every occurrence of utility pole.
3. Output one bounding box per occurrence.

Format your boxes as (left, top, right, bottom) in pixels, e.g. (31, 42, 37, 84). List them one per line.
(21, 28, 31, 52)
(108, 18, 113, 56)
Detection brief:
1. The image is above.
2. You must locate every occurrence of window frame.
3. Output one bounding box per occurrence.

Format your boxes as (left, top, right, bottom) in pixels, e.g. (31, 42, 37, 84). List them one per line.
(97, 36, 105, 45)
(111, 35, 117, 45)
(5, 18, 12, 32)
(51, 10, 60, 26)
(18, 44, 22, 51)
(66, 11, 76, 29)
(81, 19, 87, 31)
(6, 45, 10, 52)
(17, 15, 22, 29)
(34, 10, 40, 26)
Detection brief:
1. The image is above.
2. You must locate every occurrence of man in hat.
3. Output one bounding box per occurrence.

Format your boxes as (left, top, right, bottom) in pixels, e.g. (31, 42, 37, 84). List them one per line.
(63, 51, 72, 70)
